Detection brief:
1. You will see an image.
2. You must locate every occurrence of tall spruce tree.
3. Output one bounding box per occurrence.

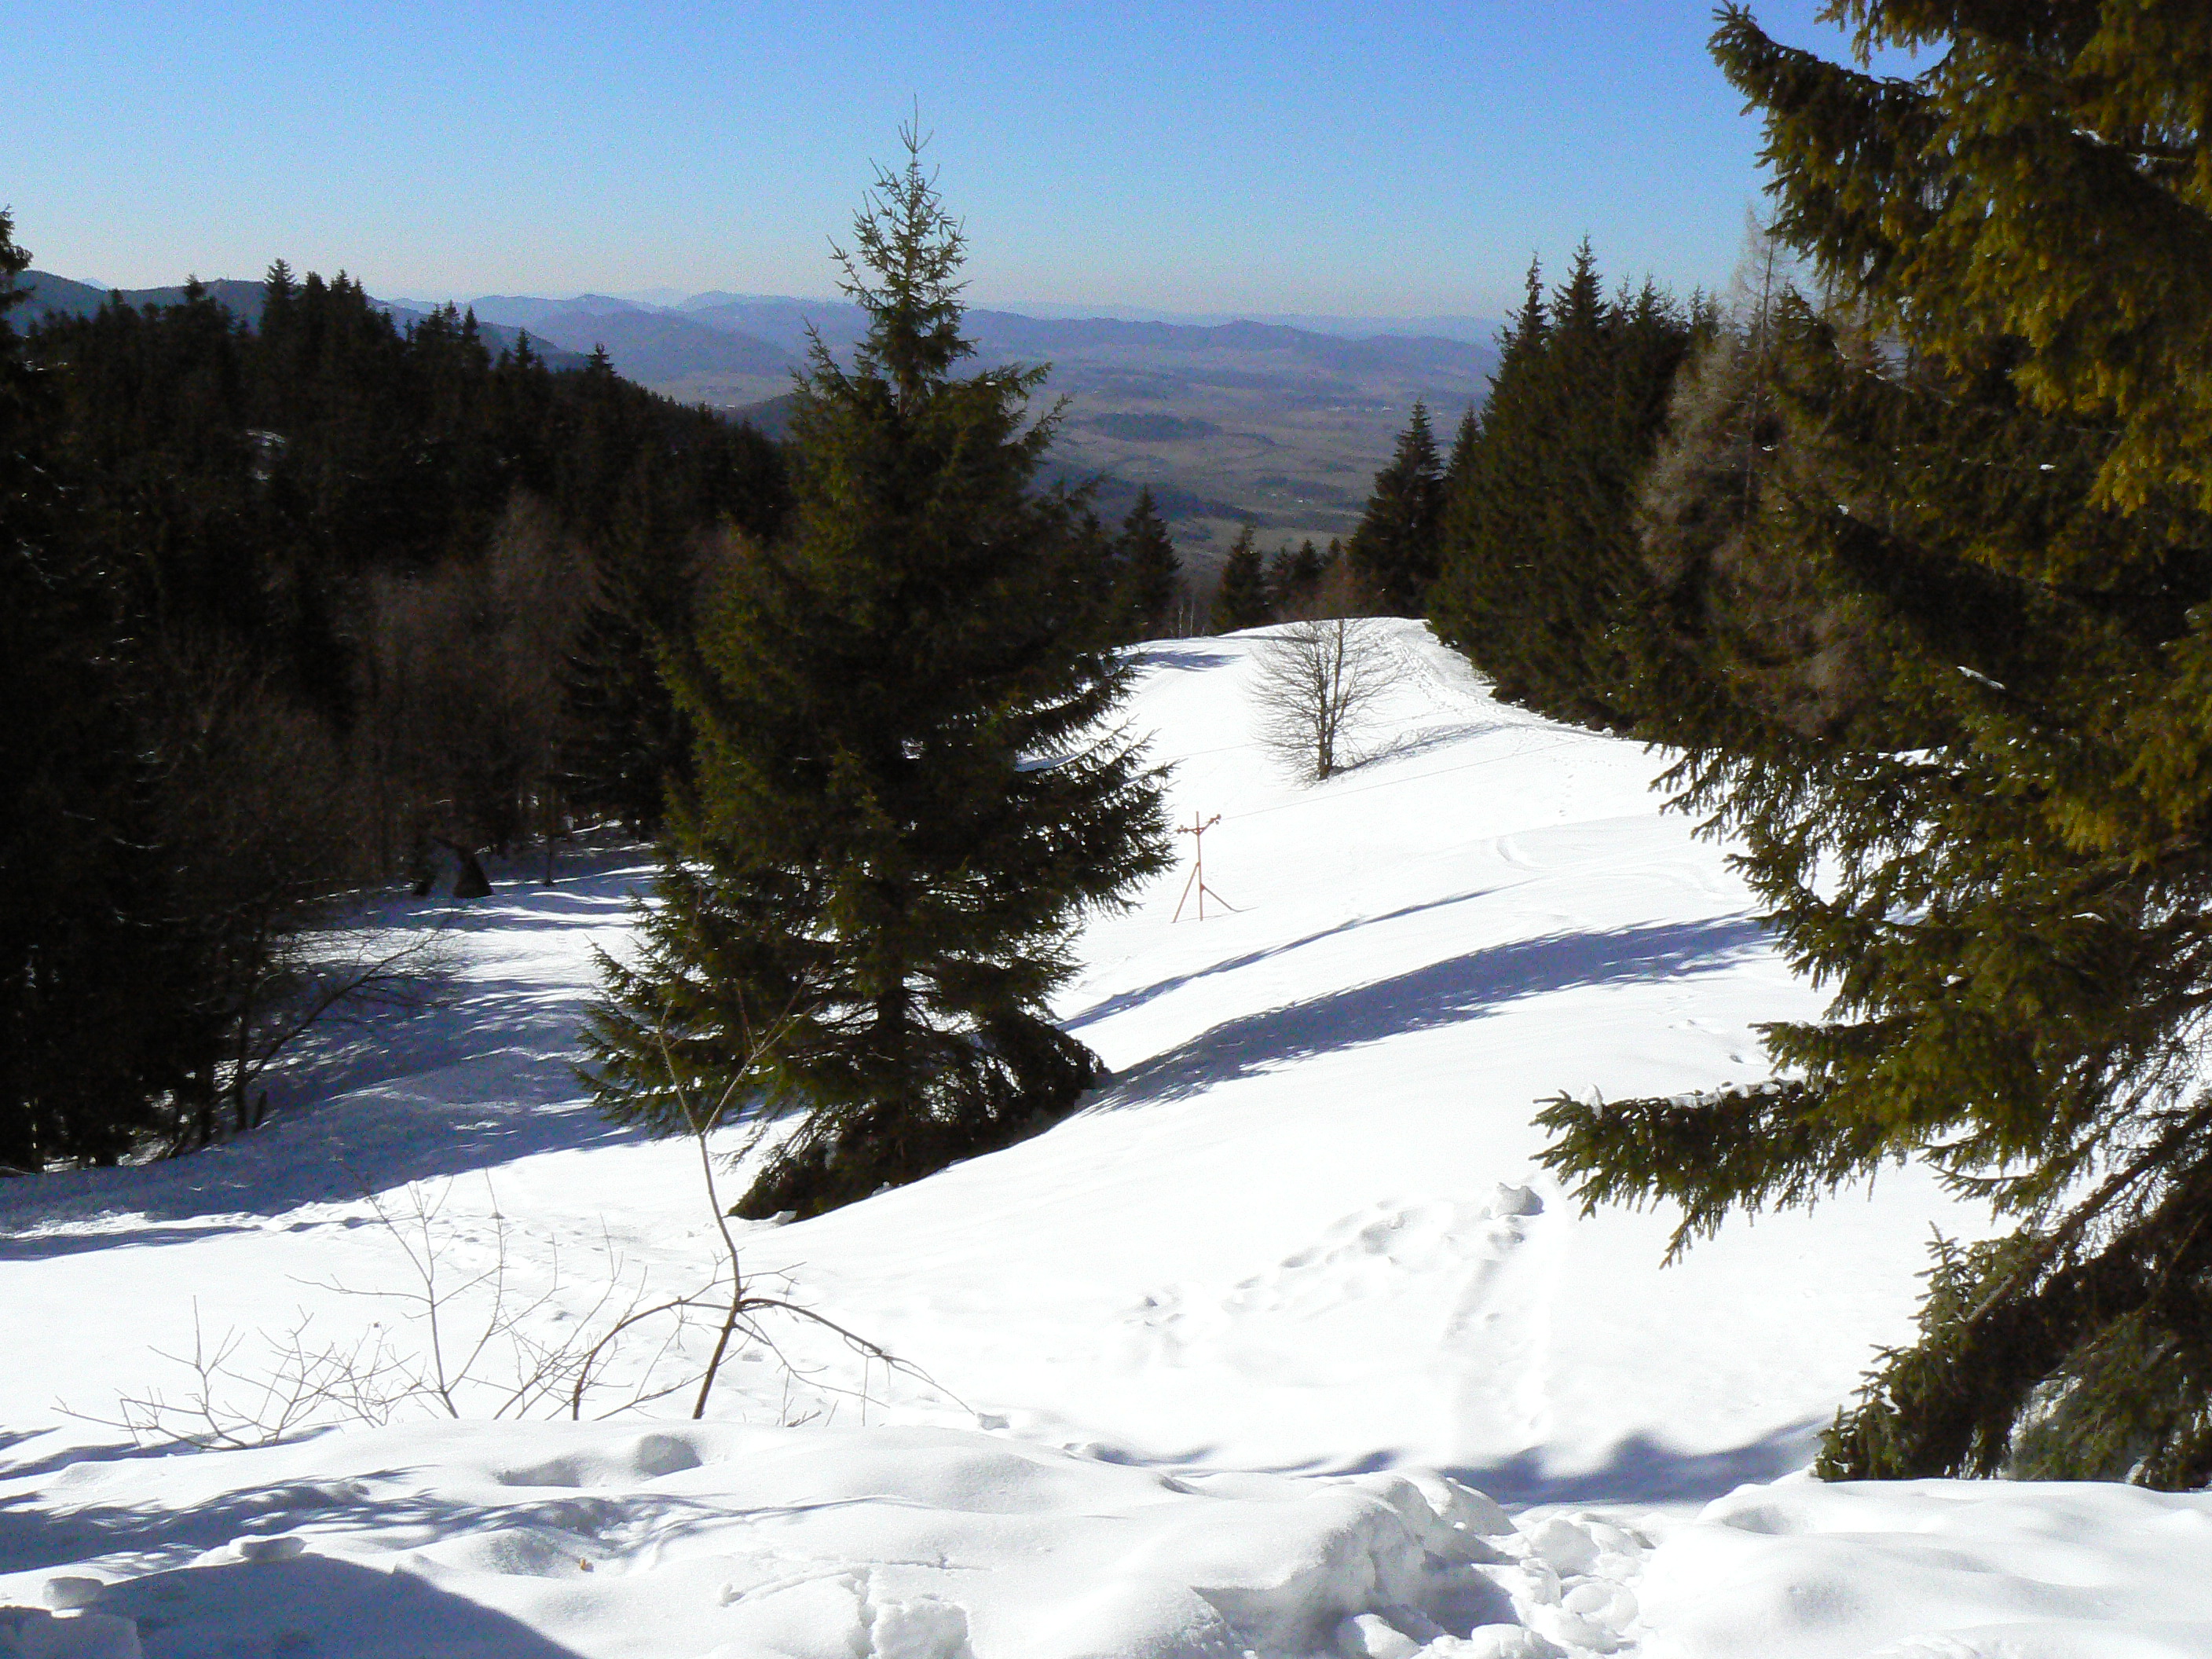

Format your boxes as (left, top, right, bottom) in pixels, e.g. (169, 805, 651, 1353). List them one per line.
(558, 463, 699, 830)
(584, 134, 1170, 1218)
(1209, 524, 1272, 632)
(1111, 485, 1181, 642)
(1428, 248, 1694, 727)
(0, 214, 202, 1169)
(1266, 538, 1327, 620)
(1346, 400, 1445, 613)
(1442, 405, 1480, 499)
(1538, 2, 2212, 1488)
(1428, 261, 1546, 700)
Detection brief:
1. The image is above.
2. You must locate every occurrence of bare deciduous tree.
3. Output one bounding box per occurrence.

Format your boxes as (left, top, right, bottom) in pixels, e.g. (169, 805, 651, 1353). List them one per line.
(145, 641, 430, 1152)
(1251, 617, 1395, 781)
(359, 494, 589, 881)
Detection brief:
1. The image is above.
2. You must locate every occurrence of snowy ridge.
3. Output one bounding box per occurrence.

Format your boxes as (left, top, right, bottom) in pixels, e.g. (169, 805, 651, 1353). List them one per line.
(4, 623, 2205, 1657)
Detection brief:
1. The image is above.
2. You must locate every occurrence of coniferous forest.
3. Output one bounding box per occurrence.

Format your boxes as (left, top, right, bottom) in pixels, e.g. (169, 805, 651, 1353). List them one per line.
(1, 225, 786, 1169)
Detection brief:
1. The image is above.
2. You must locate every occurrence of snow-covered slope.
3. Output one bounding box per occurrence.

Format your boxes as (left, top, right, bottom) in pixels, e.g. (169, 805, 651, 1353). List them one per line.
(4, 623, 2203, 1659)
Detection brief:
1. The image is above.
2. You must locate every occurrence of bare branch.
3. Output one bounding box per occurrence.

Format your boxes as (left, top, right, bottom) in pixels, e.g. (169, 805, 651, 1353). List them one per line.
(1251, 617, 1397, 781)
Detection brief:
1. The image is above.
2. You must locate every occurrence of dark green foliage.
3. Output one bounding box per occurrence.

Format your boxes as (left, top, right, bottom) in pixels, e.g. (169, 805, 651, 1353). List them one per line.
(1109, 486, 1182, 643)
(582, 851, 815, 1137)
(585, 137, 1170, 1218)
(1346, 401, 1444, 614)
(1266, 539, 1328, 621)
(1722, 2, 2212, 521)
(1538, 2, 2212, 1489)
(1811, 1190, 2212, 1490)
(1536, 1080, 1883, 1261)
(1442, 405, 1479, 496)
(31, 266, 786, 855)
(1628, 261, 1880, 745)
(7, 234, 787, 1168)
(558, 467, 706, 830)
(1427, 249, 1697, 727)
(0, 214, 205, 1170)
(34, 267, 784, 738)
(1210, 525, 1272, 633)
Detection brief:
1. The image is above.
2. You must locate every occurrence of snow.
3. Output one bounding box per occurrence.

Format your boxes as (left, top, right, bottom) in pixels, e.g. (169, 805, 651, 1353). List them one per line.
(0, 1419, 1555, 1658)
(1640, 1478, 2212, 1659)
(1, 621, 2200, 1657)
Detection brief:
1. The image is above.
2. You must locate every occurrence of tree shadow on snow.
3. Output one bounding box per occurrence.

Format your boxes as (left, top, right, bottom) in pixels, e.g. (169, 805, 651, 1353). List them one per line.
(0, 1456, 925, 1657)
(1122, 645, 1240, 674)
(1089, 916, 1773, 1108)
(397, 875, 652, 940)
(0, 866, 661, 1252)
(0, 1432, 217, 1485)
(0, 1456, 716, 1584)
(0, 1016, 655, 1255)
(1350, 716, 1522, 770)
(1063, 884, 1529, 1032)
(1443, 1419, 1826, 1507)
(33, 1555, 583, 1657)
(1128, 1417, 1822, 1510)
(0, 1432, 49, 1467)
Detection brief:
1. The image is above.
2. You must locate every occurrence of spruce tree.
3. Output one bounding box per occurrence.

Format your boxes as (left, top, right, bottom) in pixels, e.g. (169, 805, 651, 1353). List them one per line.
(1442, 405, 1479, 499)
(1427, 250, 1693, 726)
(1209, 524, 1272, 632)
(0, 214, 201, 1169)
(1266, 539, 1326, 620)
(1111, 485, 1181, 642)
(1428, 261, 1551, 703)
(558, 463, 698, 830)
(1538, 2, 2212, 1488)
(584, 134, 1170, 1217)
(1346, 401, 1445, 614)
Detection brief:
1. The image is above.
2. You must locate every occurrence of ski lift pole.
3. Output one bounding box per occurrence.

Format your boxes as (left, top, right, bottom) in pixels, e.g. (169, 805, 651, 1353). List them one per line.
(1172, 812, 1240, 921)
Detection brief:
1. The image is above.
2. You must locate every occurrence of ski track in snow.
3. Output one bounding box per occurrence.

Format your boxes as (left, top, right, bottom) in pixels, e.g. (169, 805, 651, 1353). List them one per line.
(5, 622, 2207, 1658)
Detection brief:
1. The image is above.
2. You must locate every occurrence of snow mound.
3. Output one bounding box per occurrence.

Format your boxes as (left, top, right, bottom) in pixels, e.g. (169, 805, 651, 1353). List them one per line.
(1638, 1479, 2212, 1659)
(0, 1420, 1652, 1658)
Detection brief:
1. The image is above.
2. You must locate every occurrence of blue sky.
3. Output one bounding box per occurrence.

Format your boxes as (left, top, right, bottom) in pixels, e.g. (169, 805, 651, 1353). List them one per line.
(13, 2, 1888, 318)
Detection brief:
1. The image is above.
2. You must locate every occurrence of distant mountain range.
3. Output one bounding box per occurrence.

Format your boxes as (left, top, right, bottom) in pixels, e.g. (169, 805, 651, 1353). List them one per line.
(16, 270, 591, 370)
(375, 290, 1498, 399)
(18, 269, 269, 324)
(493, 291, 1503, 344)
(13, 269, 1500, 563)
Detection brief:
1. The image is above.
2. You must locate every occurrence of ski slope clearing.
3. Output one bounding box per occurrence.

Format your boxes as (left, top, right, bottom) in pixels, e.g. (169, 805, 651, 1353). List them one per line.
(5, 621, 2202, 1657)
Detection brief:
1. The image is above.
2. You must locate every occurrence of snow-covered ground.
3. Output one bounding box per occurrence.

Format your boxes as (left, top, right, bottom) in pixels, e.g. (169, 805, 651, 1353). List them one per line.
(5, 622, 2207, 1658)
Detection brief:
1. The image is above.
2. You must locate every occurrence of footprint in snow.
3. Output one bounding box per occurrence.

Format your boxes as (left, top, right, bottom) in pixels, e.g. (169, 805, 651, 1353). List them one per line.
(1470, 1512, 1652, 1657)
(1118, 1187, 1547, 1386)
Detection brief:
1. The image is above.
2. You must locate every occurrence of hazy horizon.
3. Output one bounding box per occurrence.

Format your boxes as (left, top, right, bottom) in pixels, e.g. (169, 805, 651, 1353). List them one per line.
(27, 266, 1507, 342)
(8, 3, 1915, 319)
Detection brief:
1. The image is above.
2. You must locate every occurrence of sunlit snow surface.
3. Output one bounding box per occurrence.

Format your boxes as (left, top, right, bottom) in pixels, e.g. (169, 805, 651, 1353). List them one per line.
(6, 622, 2207, 1658)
